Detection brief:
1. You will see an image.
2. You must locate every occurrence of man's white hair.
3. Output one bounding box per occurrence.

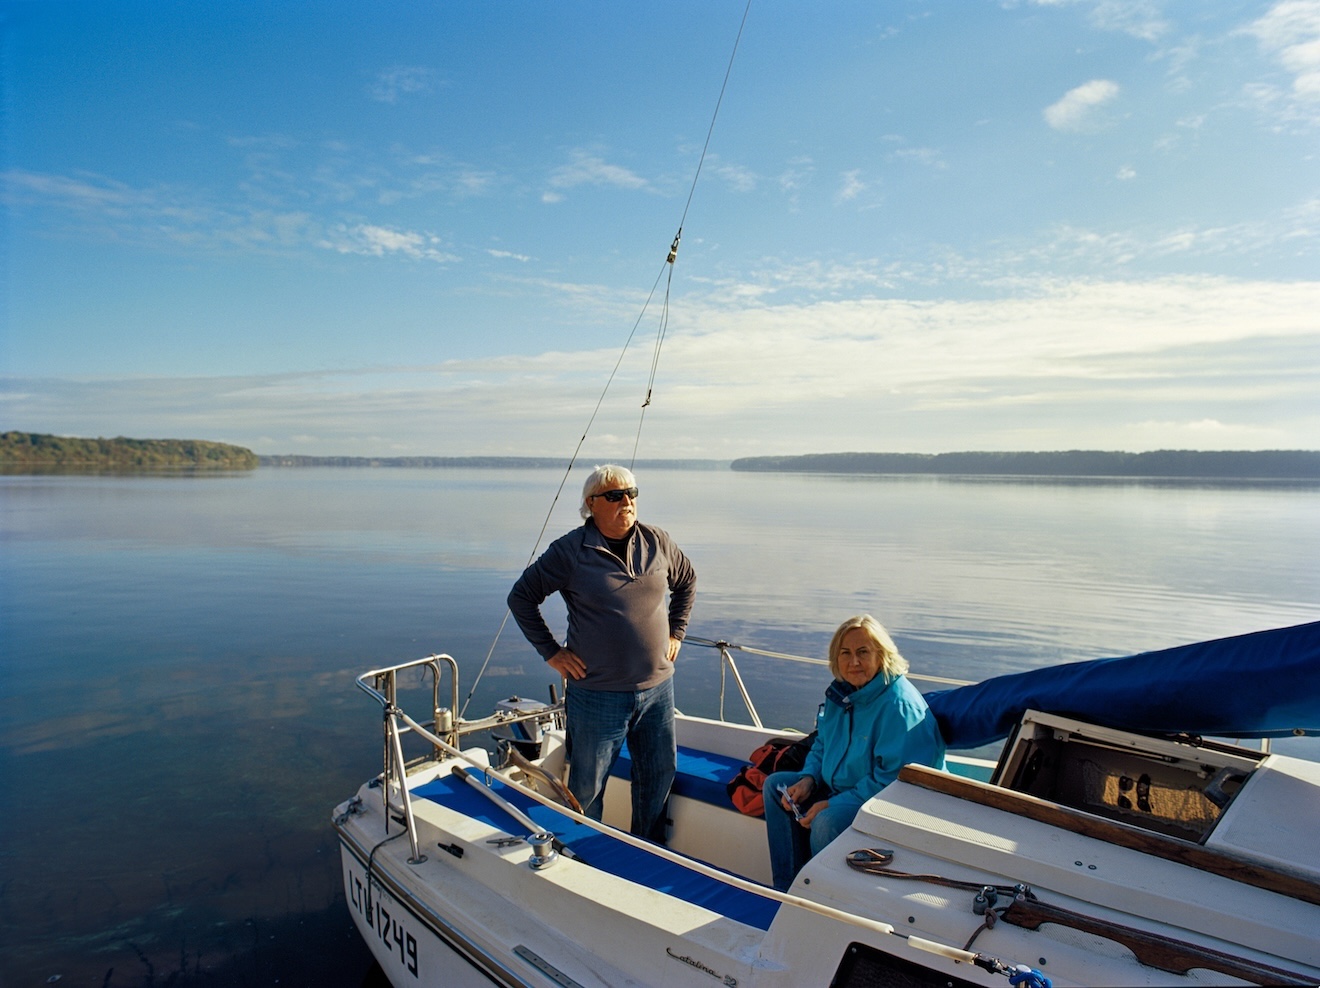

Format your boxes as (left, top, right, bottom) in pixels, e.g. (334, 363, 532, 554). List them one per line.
(580, 464, 637, 520)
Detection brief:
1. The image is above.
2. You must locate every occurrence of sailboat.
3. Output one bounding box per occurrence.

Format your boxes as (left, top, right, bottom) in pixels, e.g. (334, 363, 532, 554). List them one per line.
(333, 9, 1320, 986)
(333, 621, 1320, 987)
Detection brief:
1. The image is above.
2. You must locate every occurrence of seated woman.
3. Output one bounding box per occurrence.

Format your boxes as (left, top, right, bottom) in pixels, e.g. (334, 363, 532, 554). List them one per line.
(764, 614, 947, 891)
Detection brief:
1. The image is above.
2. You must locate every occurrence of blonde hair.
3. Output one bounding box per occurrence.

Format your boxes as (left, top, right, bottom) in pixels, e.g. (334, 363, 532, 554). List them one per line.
(827, 614, 909, 683)
(579, 464, 637, 520)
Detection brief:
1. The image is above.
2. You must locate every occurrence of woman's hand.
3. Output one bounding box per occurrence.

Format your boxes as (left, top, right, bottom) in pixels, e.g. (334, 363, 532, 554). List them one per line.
(666, 637, 682, 662)
(800, 799, 829, 827)
(781, 776, 816, 822)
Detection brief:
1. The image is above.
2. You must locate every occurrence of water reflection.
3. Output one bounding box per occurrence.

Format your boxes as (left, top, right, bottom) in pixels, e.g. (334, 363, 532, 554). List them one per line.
(2, 467, 1317, 984)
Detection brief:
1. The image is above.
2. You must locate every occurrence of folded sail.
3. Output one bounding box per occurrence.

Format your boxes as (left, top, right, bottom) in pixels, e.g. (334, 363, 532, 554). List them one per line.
(926, 621, 1320, 749)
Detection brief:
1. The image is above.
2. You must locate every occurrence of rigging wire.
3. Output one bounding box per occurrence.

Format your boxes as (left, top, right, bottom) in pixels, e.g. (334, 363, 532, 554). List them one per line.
(460, 1, 754, 717)
(633, 0, 751, 460)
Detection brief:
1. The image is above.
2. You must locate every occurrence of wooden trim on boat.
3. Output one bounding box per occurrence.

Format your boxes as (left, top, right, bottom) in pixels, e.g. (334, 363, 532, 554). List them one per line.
(897, 764, 1320, 908)
(1002, 895, 1317, 986)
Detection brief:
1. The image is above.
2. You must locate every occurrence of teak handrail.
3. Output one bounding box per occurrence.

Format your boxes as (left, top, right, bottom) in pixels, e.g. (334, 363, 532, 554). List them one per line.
(897, 764, 1320, 908)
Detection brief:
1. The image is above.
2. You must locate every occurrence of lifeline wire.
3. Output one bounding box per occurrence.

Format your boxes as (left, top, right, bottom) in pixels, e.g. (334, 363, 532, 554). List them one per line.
(461, 0, 754, 716)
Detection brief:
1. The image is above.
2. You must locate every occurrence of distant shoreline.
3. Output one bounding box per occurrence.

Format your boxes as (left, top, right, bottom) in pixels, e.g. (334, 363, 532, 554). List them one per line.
(257, 455, 730, 470)
(5, 433, 1319, 479)
(730, 450, 1320, 480)
(1, 431, 258, 470)
(262, 449, 1320, 479)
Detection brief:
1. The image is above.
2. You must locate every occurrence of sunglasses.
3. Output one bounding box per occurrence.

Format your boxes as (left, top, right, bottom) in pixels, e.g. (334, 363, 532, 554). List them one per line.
(590, 487, 639, 503)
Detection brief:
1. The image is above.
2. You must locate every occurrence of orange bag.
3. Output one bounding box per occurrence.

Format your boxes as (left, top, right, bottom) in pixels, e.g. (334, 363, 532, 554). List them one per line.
(725, 732, 816, 817)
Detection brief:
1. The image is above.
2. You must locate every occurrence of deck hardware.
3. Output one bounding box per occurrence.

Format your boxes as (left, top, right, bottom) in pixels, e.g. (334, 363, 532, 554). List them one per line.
(1002, 894, 1317, 984)
(529, 831, 559, 870)
(973, 886, 999, 915)
(1203, 766, 1248, 809)
(333, 796, 363, 826)
(487, 836, 523, 848)
(437, 842, 464, 858)
(847, 847, 894, 868)
(514, 945, 583, 987)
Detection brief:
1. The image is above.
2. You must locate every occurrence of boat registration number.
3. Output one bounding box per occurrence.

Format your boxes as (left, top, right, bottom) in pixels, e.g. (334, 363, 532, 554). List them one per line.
(349, 866, 420, 978)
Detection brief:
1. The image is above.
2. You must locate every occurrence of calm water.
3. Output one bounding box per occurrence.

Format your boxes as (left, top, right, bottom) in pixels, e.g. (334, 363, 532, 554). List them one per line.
(3, 467, 1318, 985)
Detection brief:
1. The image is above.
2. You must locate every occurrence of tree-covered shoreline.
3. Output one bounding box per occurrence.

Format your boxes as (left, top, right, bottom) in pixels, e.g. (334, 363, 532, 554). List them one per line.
(1, 432, 258, 470)
(730, 450, 1320, 479)
(6, 434, 1318, 478)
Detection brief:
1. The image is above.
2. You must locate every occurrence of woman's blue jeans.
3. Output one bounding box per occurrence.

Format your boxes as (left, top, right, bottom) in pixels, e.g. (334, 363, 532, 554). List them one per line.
(763, 770, 854, 891)
(565, 677, 675, 842)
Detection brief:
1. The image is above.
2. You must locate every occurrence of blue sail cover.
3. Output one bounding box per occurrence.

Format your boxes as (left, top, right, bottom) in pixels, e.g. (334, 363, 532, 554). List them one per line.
(925, 621, 1320, 749)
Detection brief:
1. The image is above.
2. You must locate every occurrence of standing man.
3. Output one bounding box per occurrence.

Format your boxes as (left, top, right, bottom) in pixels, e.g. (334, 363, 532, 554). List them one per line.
(508, 464, 696, 842)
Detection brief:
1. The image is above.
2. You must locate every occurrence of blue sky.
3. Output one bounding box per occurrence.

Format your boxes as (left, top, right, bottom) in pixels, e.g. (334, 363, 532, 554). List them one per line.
(4, 0, 1318, 457)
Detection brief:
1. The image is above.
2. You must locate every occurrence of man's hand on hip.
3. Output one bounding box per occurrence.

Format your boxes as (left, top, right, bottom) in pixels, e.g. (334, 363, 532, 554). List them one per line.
(547, 648, 587, 680)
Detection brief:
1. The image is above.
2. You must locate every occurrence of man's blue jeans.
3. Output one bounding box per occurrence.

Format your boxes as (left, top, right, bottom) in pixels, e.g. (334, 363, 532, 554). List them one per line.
(565, 677, 676, 842)
(763, 770, 853, 891)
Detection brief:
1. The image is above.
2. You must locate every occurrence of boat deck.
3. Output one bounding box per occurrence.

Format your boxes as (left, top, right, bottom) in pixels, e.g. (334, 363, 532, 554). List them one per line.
(853, 766, 1320, 970)
(413, 769, 782, 930)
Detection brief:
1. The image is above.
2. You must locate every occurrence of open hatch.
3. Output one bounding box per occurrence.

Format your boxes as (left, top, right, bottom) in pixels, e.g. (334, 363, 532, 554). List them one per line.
(990, 710, 1265, 843)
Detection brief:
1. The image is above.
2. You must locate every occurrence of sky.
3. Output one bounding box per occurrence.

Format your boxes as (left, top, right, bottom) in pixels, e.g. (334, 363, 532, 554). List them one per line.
(3, 0, 1318, 458)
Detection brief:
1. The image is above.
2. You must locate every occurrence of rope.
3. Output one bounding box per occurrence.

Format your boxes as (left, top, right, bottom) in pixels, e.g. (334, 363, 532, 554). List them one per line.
(683, 636, 974, 688)
(463, 1, 754, 714)
(845, 850, 1052, 987)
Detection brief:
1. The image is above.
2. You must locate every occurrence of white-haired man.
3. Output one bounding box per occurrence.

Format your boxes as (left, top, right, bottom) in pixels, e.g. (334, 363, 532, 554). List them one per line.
(508, 464, 696, 842)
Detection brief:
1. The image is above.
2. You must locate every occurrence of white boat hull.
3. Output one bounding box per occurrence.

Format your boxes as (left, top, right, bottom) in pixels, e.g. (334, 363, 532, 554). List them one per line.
(336, 655, 1320, 988)
(341, 833, 519, 987)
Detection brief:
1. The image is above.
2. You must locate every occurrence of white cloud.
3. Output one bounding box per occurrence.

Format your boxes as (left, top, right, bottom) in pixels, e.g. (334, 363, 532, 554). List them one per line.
(1241, 0, 1320, 123)
(319, 224, 460, 262)
(1044, 79, 1121, 131)
(1116, 165, 1137, 180)
(711, 161, 758, 193)
(777, 158, 815, 198)
(835, 170, 867, 204)
(546, 151, 649, 193)
(5, 163, 496, 262)
(3, 167, 318, 252)
(369, 66, 435, 104)
(11, 276, 1316, 456)
(1030, 0, 1170, 42)
(889, 147, 947, 169)
(1087, 0, 1171, 42)
(3, 168, 137, 209)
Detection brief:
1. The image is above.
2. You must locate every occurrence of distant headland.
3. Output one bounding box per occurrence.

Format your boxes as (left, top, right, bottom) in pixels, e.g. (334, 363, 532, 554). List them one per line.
(730, 450, 1320, 479)
(0, 432, 258, 470)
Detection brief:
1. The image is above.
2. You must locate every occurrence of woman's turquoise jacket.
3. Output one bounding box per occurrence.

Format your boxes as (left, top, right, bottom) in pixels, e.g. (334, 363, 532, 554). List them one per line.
(799, 672, 947, 818)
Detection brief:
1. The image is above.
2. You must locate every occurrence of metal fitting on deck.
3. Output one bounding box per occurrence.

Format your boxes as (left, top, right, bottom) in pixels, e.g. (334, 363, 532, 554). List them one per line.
(528, 832, 559, 870)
